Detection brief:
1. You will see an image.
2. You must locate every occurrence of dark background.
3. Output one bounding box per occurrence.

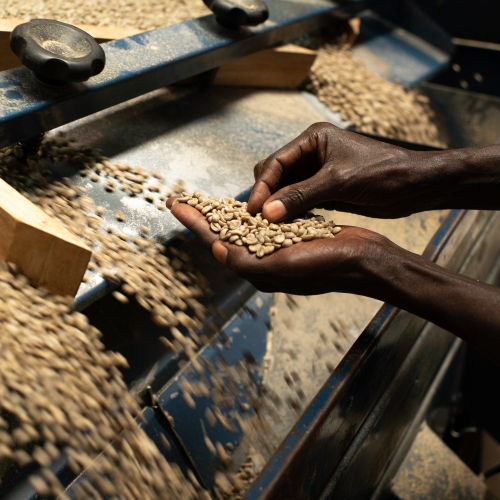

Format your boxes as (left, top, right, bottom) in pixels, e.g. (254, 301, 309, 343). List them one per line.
(414, 0, 500, 44)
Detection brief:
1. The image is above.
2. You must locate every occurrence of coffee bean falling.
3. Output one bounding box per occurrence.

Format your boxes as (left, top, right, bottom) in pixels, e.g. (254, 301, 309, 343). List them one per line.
(173, 192, 342, 257)
(0, 137, 291, 500)
(0, 260, 215, 499)
(0, 136, 352, 499)
(0, 139, 221, 498)
(0, 138, 212, 335)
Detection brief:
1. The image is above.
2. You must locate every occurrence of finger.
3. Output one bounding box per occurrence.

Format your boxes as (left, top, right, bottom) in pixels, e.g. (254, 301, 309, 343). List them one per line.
(212, 240, 261, 271)
(170, 203, 219, 247)
(212, 241, 228, 263)
(253, 159, 265, 181)
(212, 241, 275, 274)
(247, 127, 321, 214)
(166, 196, 181, 210)
(247, 145, 305, 214)
(247, 180, 273, 216)
(262, 170, 331, 222)
(212, 241, 267, 280)
(212, 240, 285, 281)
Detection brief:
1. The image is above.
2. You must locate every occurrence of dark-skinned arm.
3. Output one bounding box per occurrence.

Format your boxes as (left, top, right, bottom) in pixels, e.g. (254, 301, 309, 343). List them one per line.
(247, 122, 500, 222)
(167, 199, 500, 365)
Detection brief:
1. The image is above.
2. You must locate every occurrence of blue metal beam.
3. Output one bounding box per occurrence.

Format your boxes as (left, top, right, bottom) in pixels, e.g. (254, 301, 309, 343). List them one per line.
(0, 0, 366, 148)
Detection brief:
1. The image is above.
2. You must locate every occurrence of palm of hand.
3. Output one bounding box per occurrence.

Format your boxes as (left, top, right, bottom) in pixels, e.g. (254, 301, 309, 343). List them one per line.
(168, 199, 388, 295)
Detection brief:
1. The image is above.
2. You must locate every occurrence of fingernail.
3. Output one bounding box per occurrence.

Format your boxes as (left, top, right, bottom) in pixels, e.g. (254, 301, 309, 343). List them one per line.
(213, 241, 228, 264)
(264, 200, 287, 221)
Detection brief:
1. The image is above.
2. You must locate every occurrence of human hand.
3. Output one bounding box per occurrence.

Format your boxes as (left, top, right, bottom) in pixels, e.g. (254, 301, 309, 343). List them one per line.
(167, 195, 500, 362)
(248, 122, 454, 221)
(167, 197, 399, 296)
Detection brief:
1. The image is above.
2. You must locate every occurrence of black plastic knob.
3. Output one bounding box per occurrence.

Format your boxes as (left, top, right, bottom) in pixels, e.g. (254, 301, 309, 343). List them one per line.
(203, 0, 269, 28)
(10, 19, 106, 87)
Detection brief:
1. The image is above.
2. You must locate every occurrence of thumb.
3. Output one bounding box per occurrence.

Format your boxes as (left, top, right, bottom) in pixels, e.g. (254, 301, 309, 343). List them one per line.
(262, 173, 331, 222)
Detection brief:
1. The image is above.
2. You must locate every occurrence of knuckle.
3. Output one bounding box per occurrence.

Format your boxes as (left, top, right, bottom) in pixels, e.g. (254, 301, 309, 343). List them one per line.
(254, 160, 265, 179)
(307, 122, 334, 136)
(260, 154, 285, 182)
(324, 162, 351, 190)
(264, 153, 279, 168)
(324, 161, 342, 180)
(282, 186, 310, 210)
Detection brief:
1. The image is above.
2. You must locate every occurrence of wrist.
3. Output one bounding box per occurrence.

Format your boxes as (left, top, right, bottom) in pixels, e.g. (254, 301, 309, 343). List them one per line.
(410, 145, 500, 210)
(370, 245, 432, 306)
(360, 238, 500, 347)
(405, 149, 469, 210)
(451, 145, 500, 205)
(356, 236, 450, 310)
(362, 238, 467, 322)
(352, 236, 413, 302)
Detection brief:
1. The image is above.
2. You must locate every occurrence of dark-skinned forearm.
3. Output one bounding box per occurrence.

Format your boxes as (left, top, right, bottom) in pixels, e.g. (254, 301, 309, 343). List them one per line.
(415, 144, 500, 211)
(366, 244, 500, 363)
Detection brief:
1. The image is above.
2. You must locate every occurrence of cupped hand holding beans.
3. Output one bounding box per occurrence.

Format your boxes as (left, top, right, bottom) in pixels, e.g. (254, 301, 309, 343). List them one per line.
(247, 122, 485, 221)
(167, 195, 398, 296)
(168, 133, 500, 361)
(167, 192, 500, 363)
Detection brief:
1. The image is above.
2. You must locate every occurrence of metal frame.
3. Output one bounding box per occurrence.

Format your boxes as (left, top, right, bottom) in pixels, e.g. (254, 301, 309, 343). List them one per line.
(0, 0, 368, 147)
(322, 210, 500, 500)
(1, 1, 494, 497)
(243, 209, 500, 500)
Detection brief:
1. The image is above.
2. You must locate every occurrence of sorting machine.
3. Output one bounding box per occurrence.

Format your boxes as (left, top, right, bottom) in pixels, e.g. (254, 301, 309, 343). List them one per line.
(1, 0, 500, 498)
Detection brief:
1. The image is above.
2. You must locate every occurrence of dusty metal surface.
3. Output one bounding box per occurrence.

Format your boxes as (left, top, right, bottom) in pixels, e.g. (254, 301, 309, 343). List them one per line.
(421, 82, 500, 148)
(390, 422, 485, 500)
(157, 291, 273, 489)
(40, 86, 335, 302)
(352, 11, 450, 86)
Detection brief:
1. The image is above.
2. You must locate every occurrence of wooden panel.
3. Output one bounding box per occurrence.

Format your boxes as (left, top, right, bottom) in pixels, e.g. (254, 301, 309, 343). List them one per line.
(0, 178, 91, 297)
(0, 20, 21, 72)
(214, 44, 317, 88)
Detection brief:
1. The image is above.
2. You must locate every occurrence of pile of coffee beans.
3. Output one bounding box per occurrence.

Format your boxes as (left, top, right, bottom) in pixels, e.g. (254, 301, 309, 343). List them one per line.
(173, 192, 342, 257)
(0, 0, 210, 31)
(306, 44, 447, 148)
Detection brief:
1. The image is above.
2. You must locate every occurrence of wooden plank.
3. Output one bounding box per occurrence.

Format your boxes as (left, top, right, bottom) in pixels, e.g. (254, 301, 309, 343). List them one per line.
(0, 19, 144, 72)
(213, 44, 317, 88)
(0, 20, 21, 72)
(0, 178, 91, 297)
